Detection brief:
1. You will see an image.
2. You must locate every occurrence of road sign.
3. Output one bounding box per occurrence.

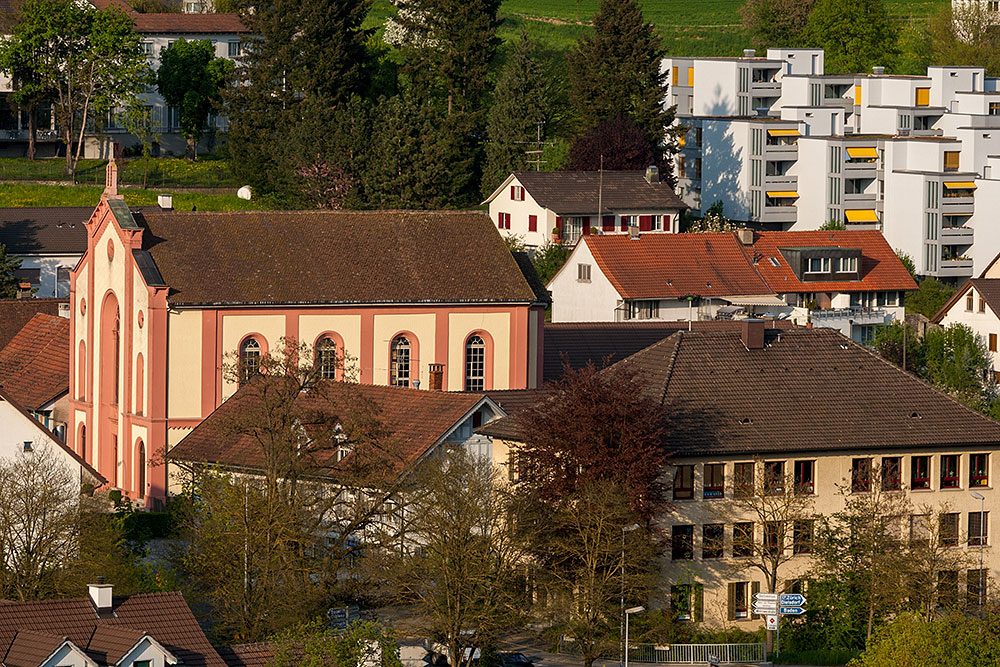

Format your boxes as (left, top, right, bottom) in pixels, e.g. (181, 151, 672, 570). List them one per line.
(780, 593, 806, 606)
(765, 614, 778, 630)
(752, 605, 778, 615)
(753, 593, 779, 602)
(780, 606, 806, 615)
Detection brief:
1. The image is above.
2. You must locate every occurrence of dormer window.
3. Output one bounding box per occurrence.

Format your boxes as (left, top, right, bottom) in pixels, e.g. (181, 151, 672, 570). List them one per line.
(835, 257, 857, 273)
(806, 257, 830, 273)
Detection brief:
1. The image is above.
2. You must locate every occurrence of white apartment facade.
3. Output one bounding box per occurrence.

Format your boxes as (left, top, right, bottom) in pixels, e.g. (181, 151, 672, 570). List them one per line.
(665, 48, 1000, 280)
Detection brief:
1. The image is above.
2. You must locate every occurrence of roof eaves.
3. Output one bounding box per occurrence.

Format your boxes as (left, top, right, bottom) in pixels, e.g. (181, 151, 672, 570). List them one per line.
(479, 173, 518, 206)
(931, 278, 972, 323)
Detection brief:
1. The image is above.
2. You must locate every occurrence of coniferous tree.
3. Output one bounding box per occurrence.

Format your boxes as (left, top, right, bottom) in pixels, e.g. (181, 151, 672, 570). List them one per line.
(0, 244, 23, 298)
(481, 32, 551, 198)
(567, 0, 672, 159)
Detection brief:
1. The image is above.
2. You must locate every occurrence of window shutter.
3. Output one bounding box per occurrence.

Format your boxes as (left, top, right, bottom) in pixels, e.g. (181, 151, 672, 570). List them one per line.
(602, 215, 615, 231)
(506, 213, 512, 229)
(694, 584, 704, 622)
(510, 185, 515, 199)
(498, 212, 504, 228)
(727, 583, 736, 621)
(751, 581, 761, 619)
(639, 215, 653, 231)
(555, 216, 563, 230)
(528, 215, 538, 232)
(581, 216, 590, 235)
(620, 216, 628, 232)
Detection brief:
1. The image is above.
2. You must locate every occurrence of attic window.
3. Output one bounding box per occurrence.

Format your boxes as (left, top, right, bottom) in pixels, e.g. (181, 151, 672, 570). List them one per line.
(909, 412, 922, 419)
(769, 257, 780, 267)
(739, 417, 753, 425)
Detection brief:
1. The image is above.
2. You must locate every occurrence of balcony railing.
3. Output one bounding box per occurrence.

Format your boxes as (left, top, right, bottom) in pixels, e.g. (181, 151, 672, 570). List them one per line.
(811, 306, 888, 323)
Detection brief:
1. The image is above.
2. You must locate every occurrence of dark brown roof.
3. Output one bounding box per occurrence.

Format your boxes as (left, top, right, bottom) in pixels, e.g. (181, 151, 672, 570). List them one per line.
(484, 389, 550, 415)
(0, 313, 70, 409)
(134, 13, 248, 34)
(507, 171, 686, 215)
(0, 592, 227, 667)
(0, 207, 91, 255)
(218, 643, 274, 667)
(932, 278, 1000, 323)
(85, 625, 150, 665)
(482, 328, 1000, 455)
(541, 320, 793, 383)
(0, 299, 66, 349)
(2, 630, 69, 667)
(133, 210, 542, 306)
(169, 380, 490, 474)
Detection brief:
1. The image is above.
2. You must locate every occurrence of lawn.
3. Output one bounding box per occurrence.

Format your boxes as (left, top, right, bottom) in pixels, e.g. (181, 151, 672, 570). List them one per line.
(0, 183, 272, 211)
(0, 157, 239, 189)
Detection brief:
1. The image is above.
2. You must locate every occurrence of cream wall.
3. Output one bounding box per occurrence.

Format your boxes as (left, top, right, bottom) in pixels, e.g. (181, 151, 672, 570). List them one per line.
(373, 313, 436, 387)
(166, 310, 203, 419)
(448, 312, 511, 390)
(91, 221, 128, 467)
(132, 272, 149, 414)
(220, 313, 285, 399)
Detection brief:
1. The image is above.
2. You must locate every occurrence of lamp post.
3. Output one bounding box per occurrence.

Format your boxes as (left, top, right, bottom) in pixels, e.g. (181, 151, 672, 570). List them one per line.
(972, 491, 986, 607)
(624, 606, 645, 667)
(620, 524, 640, 667)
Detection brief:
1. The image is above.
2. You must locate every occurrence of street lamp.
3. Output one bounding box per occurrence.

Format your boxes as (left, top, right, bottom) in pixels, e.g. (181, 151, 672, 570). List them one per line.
(972, 491, 986, 607)
(624, 606, 645, 667)
(620, 524, 640, 667)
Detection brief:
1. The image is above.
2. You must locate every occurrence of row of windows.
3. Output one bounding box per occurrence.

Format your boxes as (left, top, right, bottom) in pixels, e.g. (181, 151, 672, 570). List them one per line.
(239, 333, 488, 390)
(804, 256, 856, 274)
(672, 454, 990, 501)
(142, 39, 242, 58)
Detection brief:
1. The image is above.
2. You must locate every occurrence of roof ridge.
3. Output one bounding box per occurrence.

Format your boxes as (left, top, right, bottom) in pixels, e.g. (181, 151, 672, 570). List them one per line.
(656, 331, 684, 407)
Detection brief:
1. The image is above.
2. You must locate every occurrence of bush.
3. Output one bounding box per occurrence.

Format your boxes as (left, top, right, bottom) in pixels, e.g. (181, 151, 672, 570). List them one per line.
(774, 648, 860, 665)
(851, 612, 1000, 667)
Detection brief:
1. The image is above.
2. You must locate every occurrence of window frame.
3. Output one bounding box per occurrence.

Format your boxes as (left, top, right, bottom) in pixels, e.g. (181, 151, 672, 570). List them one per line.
(733, 522, 754, 558)
(390, 335, 412, 388)
(703, 463, 725, 499)
(970, 511, 989, 546)
(793, 519, 813, 555)
(852, 457, 872, 493)
(734, 462, 754, 498)
(671, 524, 694, 560)
(912, 455, 931, 490)
(764, 461, 784, 495)
(940, 454, 960, 489)
(239, 336, 262, 385)
(315, 336, 338, 380)
(882, 456, 902, 491)
(702, 523, 724, 559)
(970, 453, 989, 487)
(464, 335, 486, 392)
(940, 512, 960, 547)
(794, 460, 814, 495)
(673, 465, 694, 501)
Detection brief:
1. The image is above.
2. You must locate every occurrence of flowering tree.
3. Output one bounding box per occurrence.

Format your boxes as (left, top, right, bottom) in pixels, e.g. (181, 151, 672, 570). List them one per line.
(297, 159, 357, 209)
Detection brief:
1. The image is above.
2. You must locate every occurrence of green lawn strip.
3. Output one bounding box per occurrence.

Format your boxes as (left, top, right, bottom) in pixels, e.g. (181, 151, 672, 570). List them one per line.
(0, 158, 239, 188)
(0, 183, 271, 211)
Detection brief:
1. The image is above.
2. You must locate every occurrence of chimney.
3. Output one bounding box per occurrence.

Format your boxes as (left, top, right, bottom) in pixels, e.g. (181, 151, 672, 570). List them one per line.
(743, 49, 756, 58)
(737, 228, 755, 245)
(644, 165, 660, 184)
(428, 364, 444, 391)
(628, 224, 640, 240)
(88, 578, 113, 616)
(15, 282, 31, 299)
(58, 303, 70, 319)
(872, 66, 885, 76)
(741, 319, 765, 350)
(157, 194, 173, 211)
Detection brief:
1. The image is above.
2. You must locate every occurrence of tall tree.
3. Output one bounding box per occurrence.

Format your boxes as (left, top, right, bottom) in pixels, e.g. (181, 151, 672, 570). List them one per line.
(567, 114, 657, 173)
(740, 0, 815, 50)
(269, 620, 404, 667)
(481, 31, 551, 197)
(0, 244, 23, 298)
(567, 0, 672, 163)
(805, 0, 898, 74)
(0, 23, 49, 160)
(157, 39, 233, 160)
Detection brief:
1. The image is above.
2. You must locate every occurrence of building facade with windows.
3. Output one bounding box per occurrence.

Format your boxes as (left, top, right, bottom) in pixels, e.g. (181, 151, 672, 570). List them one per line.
(933, 252, 1000, 377)
(0, 207, 91, 298)
(483, 169, 686, 250)
(67, 167, 548, 506)
(665, 47, 1000, 279)
(481, 324, 1000, 626)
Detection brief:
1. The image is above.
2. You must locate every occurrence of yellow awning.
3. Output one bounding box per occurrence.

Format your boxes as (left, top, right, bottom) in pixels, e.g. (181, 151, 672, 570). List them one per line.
(845, 209, 879, 223)
(767, 129, 800, 137)
(944, 181, 977, 189)
(766, 191, 799, 198)
(846, 147, 878, 159)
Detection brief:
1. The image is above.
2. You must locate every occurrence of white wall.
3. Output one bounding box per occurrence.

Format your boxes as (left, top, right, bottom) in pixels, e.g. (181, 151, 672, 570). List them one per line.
(548, 241, 623, 322)
(939, 283, 1000, 372)
(16, 254, 81, 298)
(0, 406, 96, 485)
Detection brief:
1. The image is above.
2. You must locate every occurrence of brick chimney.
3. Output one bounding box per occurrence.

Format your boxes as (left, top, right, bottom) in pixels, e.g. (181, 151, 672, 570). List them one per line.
(741, 319, 765, 350)
(88, 577, 113, 617)
(428, 363, 444, 391)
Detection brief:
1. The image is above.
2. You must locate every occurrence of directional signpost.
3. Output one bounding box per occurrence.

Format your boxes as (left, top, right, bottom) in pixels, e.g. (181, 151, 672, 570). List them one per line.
(753, 593, 808, 658)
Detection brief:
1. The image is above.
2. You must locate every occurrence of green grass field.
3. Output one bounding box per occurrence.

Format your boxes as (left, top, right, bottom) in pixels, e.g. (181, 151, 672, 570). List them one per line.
(0, 157, 239, 189)
(0, 183, 271, 210)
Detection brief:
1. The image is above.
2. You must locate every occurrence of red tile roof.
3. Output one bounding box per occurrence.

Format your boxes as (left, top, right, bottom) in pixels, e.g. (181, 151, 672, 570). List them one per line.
(0, 313, 69, 410)
(749, 230, 917, 293)
(169, 380, 490, 475)
(0, 299, 66, 349)
(85, 625, 150, 665)
(133, 210, 543, 307)
(0, 592, 227, 667)
(580, 233, 772, 299)
(134, 13, 248, 34)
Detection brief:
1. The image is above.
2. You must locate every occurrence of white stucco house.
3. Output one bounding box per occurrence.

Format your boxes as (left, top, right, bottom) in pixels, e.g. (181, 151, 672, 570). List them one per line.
(934, 252, 1000, 377)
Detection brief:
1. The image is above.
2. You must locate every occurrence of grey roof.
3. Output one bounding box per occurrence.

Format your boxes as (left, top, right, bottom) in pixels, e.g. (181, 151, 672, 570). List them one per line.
(510, 171, 686, 215)
(0, 207, 91, 255)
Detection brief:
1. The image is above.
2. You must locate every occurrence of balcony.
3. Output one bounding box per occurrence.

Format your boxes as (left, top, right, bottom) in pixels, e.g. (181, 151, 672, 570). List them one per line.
(941, 225, 974, 243)
(844, 192, 877, 205)
(942, 196, 975, 216)
(764, 174, 797, 190)
(765, 143, 798, 160)
(938, 258, 974, 278)
(844, 161, 878, 179)
(811, 306, 889, 325)
(761, 205, 797, 224)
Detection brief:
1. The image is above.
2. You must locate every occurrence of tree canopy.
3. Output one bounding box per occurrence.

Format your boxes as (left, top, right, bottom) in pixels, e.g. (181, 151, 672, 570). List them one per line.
(805, 0, 898, 74)
(157, 39, 232, 159)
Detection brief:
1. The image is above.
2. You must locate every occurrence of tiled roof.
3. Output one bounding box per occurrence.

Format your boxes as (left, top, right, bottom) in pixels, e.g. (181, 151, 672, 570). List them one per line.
(749, 230, 917, 293)
(0, 207, 90, 255)
(0, 299, 66, 349)
(85, 625, 147, 665)
(482, 328, 1000, 455)
(218, 643, 274, 667)
(932, 278, 1000, 323)
(2, 630, 69, 667)
(169, 380, 489, 475)
(581, 233, 772, 299)
(134, 210, 542, 306)
(0, 592, 227, 667)
(507, 171, 686, 215)
(541, 320, 793, 383)
(0, 313, 70, 410)
(133, 13, 249, 33)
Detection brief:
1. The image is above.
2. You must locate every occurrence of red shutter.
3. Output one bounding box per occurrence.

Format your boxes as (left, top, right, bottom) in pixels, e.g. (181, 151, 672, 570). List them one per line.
(528, 215, 538, 232)
(498, 212, 504, 228)
(505, 213, 512, 229)
(581, 216, 590, 235)
(620, 216, 628, 231)
(510, 185, 515, 199)
(639, 215, 653, 231)
(555, 216, 563, 230)
(602, 215, 615, 231)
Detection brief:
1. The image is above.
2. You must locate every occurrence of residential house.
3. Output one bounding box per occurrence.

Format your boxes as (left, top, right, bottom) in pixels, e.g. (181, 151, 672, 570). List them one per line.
(483, 169, 686, 250)
(480, 324, 1000, 626)
(67, 164, 547, 506)
(547, 229, 914, 342)
(0, 298, 68, 348)
(0, 582, 230, 667)
(932, 251, 1000, 378)
(0, 312, 71, 437)
(0, 207, 91, 298)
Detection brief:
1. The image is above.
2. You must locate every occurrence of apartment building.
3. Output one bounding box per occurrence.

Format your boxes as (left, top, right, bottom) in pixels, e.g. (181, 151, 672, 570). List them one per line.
(665, 48, 1000, 279)
(481, 324, 1000, 626)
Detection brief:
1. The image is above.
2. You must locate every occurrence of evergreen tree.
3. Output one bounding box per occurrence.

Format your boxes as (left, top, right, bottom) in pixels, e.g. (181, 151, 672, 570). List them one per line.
(567, 0, 672, 147)
(805, 0, 898, 74)
(740, 0, 815, 50)
(0, 244, 22, 299)
(481, 32, 550, 198)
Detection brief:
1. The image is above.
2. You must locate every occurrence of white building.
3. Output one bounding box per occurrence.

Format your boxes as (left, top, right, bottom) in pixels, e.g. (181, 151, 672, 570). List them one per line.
(482, 169, 686, 250)
(0, 207, 91, 298)
(664, 47, 1000, 280)
(933, 251, 1000, 377)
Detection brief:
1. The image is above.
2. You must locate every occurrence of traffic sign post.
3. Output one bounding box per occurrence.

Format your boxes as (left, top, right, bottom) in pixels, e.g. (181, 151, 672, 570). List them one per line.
(753, 593, 808, 658)
(765, 615, 778, 630)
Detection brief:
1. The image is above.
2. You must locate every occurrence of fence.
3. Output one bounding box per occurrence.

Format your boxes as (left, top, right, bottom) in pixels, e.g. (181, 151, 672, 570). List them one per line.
(558, 640, 766, 665)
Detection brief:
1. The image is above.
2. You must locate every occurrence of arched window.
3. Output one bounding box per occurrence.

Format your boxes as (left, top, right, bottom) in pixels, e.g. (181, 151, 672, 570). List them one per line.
(465, 335, 486, 391)
(112, 308, 120, 405)
(79, 424, 86, 461)
(315, 337, 337, 380)
(135, 354, 144, 415)
(390, 336, 411, 387)
(78, 341, 86, 400)
(240, 338, 261, 385)
(136, 439, 146, 499)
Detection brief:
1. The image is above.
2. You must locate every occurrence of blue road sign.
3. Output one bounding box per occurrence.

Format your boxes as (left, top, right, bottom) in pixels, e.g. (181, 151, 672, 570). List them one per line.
(780, 606, 805, 615)
(780, 594, 805, 606)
